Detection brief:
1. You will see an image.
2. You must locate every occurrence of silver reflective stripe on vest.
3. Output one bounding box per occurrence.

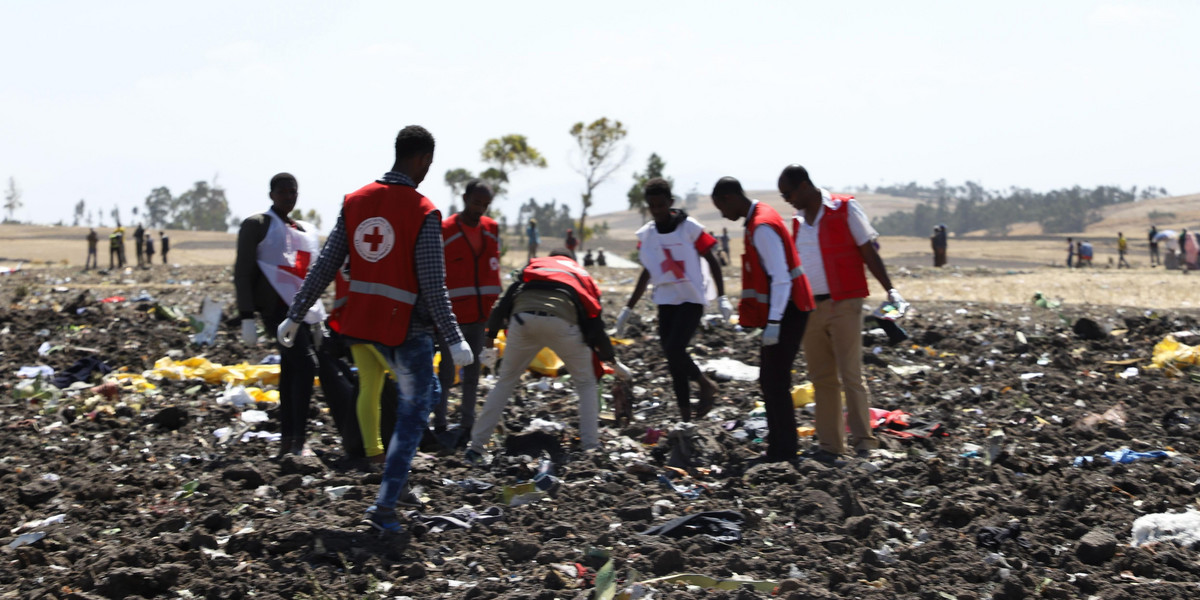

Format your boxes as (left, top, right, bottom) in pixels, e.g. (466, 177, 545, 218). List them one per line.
(348, 280, 418, 304)
(789, 265, 805, 279)
(447, 285, 503, 299)
(332, 297, 348, 309)
(740, 289, 770, 303)
(443, 232, 463, 247)
(483, 230, 499, 244)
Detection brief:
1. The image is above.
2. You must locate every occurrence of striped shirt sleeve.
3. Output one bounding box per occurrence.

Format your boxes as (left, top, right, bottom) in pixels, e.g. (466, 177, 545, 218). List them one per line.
(415, 212, 464, 346)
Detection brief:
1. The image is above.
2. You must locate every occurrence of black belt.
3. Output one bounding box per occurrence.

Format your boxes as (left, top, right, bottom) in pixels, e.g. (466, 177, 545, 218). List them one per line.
(813, 294, 832, 302)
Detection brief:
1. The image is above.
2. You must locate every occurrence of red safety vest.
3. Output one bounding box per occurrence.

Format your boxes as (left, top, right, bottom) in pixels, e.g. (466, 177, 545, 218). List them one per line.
(741, 202, 815, 327)
(442, 213, 502, 324)
(521, 256, 602, 318)
(338, 182, 436, 345)
(326, 257, 351, 334)
(816, 196, 870, 300)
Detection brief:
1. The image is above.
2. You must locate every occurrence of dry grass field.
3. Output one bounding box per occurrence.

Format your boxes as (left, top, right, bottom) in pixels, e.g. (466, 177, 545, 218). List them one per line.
(4, 189, 1197, 310)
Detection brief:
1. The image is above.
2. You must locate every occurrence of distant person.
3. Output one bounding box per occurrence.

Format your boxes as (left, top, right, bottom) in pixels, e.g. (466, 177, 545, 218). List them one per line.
(115, 226, 127, 267)
(235, 173, 326, 456)
(597, 248, 607, 266)
(435, 179, 500, 441)
(1066, 237, 1075, 268)
(616, 177, 728, 422)
(782, 164, 898, 463)
(564, 228, 578, 256)
(931, 224, 948, 267)
(159, 231, 170, 264)
(711, 175, 815, 463)
(1117, 232, 1131, 268)
(145, 234, 155, 265)
(133, 224, 146, 267)
(467, 252, 631, 465)
(583, 249, 595, 266)
(85, 228, 98, 270)
(108, 228, 123, 269)
(526, 218, 539, 262)
(1079, 241, 1093, 267)
(1148, 225, 1160, 266)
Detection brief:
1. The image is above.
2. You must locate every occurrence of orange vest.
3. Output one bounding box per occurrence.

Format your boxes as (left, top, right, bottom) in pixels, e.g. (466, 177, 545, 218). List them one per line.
(442, 213, 501, 324)
(741, 202, 814, 327)
(339, 182, 436, 345)
(816, 196, 869, 300)
(521, 256, 602, 318)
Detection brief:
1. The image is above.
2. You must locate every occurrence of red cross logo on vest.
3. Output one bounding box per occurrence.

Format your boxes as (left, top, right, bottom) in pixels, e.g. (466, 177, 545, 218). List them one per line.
(277, 250, 311, 279)
(353, 216, 395, 263)
(660, 248, 686, 280)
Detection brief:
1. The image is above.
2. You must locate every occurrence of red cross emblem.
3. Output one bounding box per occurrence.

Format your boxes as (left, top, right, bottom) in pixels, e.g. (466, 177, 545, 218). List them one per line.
(363, 227, 384, 252)
(660, 248, 686, 279)
(278, 250, 311, 279)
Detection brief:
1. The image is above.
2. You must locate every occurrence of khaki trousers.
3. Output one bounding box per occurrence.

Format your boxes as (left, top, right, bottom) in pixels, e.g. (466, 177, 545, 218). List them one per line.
(802, 297, 879, 454)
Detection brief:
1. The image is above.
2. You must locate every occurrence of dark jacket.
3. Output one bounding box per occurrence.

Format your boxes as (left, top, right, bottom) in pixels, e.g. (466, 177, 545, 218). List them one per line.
(234, 208, 299, 319)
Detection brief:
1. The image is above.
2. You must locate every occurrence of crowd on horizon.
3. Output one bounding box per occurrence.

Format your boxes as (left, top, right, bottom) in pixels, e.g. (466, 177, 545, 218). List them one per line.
(82, 224, 169, 271)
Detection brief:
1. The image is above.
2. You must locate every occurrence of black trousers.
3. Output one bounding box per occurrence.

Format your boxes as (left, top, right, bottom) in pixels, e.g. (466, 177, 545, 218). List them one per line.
(657, 302, 705, 421)
(760, 302, 809, 462)
(265, 307, 317, 446)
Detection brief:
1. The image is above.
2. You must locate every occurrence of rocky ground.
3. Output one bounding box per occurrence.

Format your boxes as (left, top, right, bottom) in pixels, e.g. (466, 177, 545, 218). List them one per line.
(2, 265, 1200, 600)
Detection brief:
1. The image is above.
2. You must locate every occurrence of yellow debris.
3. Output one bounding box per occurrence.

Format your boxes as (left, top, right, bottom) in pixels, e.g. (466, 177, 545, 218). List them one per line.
(145, 356, 281, 386)
(791, 381, 814, 408)
(1150, 335, 1200, 373)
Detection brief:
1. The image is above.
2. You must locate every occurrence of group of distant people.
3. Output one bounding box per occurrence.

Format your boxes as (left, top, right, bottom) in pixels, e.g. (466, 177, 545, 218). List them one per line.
(233, 124, 903, 535)
(85, 225, 169, 270)
(1066, 227, 1199, 270)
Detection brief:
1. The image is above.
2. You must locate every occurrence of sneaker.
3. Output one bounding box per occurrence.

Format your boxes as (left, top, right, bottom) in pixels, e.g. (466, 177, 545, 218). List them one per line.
(464, 448, 487, 467)
(363, 506, 403, 534)
(397, 485, 425, 509)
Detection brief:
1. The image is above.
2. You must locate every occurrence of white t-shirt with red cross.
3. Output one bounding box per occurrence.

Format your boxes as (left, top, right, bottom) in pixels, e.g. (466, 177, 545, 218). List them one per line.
(636, 215, 719, 306)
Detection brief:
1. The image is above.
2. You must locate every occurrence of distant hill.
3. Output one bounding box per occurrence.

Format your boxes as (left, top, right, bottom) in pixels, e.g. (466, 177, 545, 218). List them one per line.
(987, 192, 1200, 237)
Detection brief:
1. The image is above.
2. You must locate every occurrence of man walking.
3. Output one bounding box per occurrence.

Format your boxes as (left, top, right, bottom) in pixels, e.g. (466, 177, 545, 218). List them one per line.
(1066, 237, 1075, 268)
(616, 177, 729, 421)
(1148, 225, 1160, 267)
(780, 164, 901, 461)
(526, 218, 540, 262)
(108, 228, 123, 269)
(435, 179, 500, 441)
(711, 176, 815, 463)
(931, 224, 948, 267)
(160, 231, 170, 264)
(85, 228, 98, 270)
(234, 173, 326, 457)
(278, 125, 473, 535)
(468, 252, 631, 463)
(1117, 232, 1131, 268)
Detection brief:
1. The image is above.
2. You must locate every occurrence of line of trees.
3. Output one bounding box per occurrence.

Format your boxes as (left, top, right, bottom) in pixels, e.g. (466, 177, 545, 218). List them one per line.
(870, 180, 1167, 236)
(142, 180, 232, 231)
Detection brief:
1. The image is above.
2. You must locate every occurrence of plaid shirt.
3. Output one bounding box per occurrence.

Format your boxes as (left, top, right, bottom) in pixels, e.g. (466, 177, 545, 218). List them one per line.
(287, 171, 463, 346)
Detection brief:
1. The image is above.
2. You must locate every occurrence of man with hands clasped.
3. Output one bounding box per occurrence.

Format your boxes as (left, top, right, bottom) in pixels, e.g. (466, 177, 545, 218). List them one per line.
(780, 164, 902, 462)
(710, 176, 815, 463)
(616, 177, 729, 421)
(277, 126, 473, 535)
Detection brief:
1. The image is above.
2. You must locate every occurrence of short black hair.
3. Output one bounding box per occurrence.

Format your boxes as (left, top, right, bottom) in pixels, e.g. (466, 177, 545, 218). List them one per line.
(644, 177, 672, 199)
(394, 125, 435, 160)
(711, 176, 743, 198)
(780, 164, 812, 187)
(270, 172, 296, 192)
(464, 179, 492, 196)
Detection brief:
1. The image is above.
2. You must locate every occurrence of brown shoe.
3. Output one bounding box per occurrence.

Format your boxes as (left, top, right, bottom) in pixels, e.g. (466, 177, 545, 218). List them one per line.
(695, 377, 717, 419)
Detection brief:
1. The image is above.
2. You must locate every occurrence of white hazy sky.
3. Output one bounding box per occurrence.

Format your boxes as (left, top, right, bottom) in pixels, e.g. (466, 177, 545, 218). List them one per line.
(1, 1, 1196, 231)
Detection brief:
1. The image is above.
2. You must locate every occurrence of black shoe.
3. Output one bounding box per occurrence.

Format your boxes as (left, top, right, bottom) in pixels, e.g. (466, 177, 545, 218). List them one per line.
(801, 448, 848, 467)
(397, 485, 424, 510)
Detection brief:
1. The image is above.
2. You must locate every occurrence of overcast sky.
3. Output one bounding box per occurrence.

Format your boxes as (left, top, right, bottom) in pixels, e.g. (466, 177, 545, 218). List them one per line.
(1, 1, 1195, 230)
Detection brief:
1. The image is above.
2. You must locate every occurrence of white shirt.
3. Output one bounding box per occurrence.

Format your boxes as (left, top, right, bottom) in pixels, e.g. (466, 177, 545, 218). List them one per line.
(746, 200, 791, 322)
(635, 216, 716, 306)
(791, 189, 878, 296)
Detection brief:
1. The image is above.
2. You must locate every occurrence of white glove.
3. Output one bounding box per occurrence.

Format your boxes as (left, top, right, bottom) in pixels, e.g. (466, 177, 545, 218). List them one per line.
(450, 340, 475, 367)
(240, 319, 257, 346)
(276, 318, 301, 348)
(614, 307, 632, 336)
(887, 288, 905, 305)
(718, 296, 734, 321)
(762, 322, 781, 346)
(611, 360, 633, 382)
(479, 347, 499, 370)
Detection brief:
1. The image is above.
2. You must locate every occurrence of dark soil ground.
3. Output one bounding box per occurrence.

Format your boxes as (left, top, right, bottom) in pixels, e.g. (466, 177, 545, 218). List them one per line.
(2, 265, 1200, 600)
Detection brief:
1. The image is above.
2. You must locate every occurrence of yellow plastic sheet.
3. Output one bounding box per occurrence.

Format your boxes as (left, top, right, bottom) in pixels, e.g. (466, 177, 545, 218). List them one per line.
(1150, 335, 1200, 372)
(145, 356, 281, 386)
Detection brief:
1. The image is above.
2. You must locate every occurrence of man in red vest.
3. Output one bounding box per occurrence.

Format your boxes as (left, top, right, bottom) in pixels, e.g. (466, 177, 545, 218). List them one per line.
(466, 251, 631, 464)
(711, 177, 815, 463)
(780, 164, 903, 462)
(277, 125, 474, 535)
(436, 179, 501, 441)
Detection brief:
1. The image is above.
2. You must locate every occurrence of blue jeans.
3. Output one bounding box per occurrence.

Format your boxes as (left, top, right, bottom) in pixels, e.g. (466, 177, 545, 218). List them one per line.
(372, 331, 439, 511)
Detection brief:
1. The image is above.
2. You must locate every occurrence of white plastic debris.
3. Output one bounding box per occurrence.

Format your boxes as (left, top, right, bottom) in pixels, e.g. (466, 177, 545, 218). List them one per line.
(190, 296, 224, 345)
(37, 342, 53, 356)
(218, 385, 256, 408)
(16, 365, 54, 378)
(240, 410, 269, 424)
(13, 514, 65, 534)
(700, 358, 760, 381)
(1118, 367, 1139, 379)
(325, 485, 353, 500)
(1131, 509, 1200, 548)
(1019, 372, 1044, 380)
(7, 532, 46, 549)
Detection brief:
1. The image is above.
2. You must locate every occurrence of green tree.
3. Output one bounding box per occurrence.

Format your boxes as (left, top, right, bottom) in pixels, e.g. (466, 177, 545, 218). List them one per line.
(480, 134, 547, 199)
(569, 117, 629, 251)
(172, 180, 231, 231)
(3, 177, 22, 222)
(627, 152, 671, 220)
(444, 168, 475, 215)
(290, 208, 323, 230)
(73, 199, 86, 226)
(144, 187, 172, 229)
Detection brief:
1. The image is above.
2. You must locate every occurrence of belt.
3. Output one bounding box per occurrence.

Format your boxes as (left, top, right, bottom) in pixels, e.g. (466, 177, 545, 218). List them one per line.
(813, 294, 832, 302)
